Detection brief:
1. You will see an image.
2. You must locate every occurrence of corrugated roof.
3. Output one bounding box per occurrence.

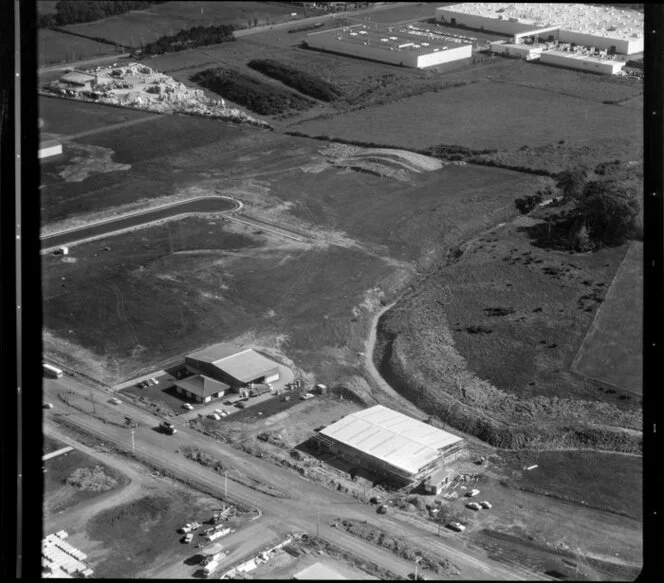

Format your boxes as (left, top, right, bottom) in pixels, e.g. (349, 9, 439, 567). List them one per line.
(293, 562, 347, 580)
(188, 347, 279, 384)
(319, 405, 463, 475)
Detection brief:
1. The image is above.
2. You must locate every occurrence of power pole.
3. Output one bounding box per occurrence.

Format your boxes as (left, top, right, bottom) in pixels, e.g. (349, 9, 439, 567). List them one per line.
(131, 428, 135, 455)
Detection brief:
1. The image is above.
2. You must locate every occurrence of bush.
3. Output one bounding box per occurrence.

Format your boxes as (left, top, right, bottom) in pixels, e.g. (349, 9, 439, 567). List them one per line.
(514, 192, 543, 214)
(143, 25, 235, 55)
(247, 59, 343, 102)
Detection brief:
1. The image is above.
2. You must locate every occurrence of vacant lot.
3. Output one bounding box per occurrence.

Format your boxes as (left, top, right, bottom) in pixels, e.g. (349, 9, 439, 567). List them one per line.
(38, 29, 116, 66)
(60, 2, 302, 48)
(44, 444, 129, 518)
(572, 242, 643, 395)
(86, 490, 224, 578)
(292, 80, 642, 151)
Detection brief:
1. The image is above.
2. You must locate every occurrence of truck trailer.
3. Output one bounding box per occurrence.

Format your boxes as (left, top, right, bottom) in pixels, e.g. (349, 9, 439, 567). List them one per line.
(43, 363, 63, 379)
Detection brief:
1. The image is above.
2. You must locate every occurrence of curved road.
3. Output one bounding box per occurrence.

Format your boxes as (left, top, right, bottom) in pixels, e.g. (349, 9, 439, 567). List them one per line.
(41, 196, 239, 251)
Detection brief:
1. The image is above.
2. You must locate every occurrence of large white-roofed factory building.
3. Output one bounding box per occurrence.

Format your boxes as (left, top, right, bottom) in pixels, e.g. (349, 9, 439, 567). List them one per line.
(305, 23, 472, 69)
(436, 3, 644, 55)
(313, 405, 465, 488)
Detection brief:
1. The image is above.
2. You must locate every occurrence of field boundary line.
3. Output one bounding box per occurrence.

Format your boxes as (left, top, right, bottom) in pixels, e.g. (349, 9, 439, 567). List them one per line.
(569, 242, 637, 389)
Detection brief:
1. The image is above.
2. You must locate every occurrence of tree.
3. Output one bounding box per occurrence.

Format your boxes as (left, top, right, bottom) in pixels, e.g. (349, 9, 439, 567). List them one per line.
(555, 167, 590, 202)
(571, 180, 641, 248)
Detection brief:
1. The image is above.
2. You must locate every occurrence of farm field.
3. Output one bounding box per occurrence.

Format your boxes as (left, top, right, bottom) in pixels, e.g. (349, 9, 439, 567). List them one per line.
(60, 2, 307, 48)
(571, 241, 643, 395)
(292, 79, 643, 151)
(38, 30, 116, 66)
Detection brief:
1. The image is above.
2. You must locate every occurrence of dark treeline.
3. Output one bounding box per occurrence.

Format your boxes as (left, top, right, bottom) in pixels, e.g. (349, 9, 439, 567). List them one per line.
(39, 1, 167, 28)
(247, 59, 343, 102)
(142, 25, 236, 55)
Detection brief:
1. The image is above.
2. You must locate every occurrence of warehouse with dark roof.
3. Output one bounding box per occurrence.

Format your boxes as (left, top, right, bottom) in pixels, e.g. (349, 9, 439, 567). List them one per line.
(314, 405, 465, 487)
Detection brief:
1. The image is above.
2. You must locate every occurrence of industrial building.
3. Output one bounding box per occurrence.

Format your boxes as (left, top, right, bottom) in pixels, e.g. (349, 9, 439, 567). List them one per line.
(185, 347, 280, 388)
(305, 24, 472, 68)
(540, 48, 627, 75)
(437, 3, 644, 55)
(314, 405, 464, 487)
(39, 139, 63, 159)
(173, 375, 230, 403)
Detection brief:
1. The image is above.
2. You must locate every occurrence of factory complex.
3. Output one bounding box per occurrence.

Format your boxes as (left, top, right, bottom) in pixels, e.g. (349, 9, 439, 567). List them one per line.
(437, 3, 644, 55)
(305, 23, 472, 68)
(314, 405, 465, 487)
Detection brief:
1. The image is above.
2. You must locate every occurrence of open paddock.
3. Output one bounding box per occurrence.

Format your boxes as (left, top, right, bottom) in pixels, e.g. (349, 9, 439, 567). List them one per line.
(571, 242, 643, 395)
(292, 80, 642, 151)
(38, 30, 116, 66)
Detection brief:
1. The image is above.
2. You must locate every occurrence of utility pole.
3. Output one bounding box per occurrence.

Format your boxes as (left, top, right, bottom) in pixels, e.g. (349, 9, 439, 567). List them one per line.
(131, 428, 135, 455)
(415, 556, 421, 580)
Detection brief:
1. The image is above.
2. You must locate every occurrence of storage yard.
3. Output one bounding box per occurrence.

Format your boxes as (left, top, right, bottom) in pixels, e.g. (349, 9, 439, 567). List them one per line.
(38, 1, 643, 580)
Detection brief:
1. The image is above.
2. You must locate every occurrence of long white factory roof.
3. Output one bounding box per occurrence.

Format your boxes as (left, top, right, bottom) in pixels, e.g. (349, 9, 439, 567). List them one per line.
(318, 405, 463, 475)
(440, 3, 643, 41)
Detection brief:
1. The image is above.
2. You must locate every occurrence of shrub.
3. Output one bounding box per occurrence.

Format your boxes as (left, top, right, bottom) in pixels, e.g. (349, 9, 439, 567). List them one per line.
(143, 24, 235, 55)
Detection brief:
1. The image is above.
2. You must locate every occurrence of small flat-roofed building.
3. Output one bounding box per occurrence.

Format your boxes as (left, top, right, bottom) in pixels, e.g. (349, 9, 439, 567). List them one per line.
(39, 139, 63, 159)
(173, 375, 230, 403)
(293, 562, 347, 580)
(489, 40, 544, 60)
(540, 49, 627, 75)
(186, 347, 280, 390)
(314, 405, 465, 486)
(305, 23, 472, 68)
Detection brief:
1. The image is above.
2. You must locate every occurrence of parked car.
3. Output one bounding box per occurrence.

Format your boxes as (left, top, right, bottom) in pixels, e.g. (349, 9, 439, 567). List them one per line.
(300, 393, 314, 400)
(138, 381, 148, 389)
(160, 421, 176, 435)
(109, 397, 121, 405)
(150, 377, 159, 384)
(182, 533, 193, 544)
(480, 501, 492, 509)
(183, 403, 194, 410)
(465, 489, 480, 497)
(179, 523, 193, 534)
(220, 410, 228, 417)
(376, 504, 388, 514)
(369, 496, 382, 505)
(448, 522, 466, 532)
(235, 402, 245, 409)
(190, 521, 202, 530)
(43, 403, 54, 409)
(466, 502, 482, 511)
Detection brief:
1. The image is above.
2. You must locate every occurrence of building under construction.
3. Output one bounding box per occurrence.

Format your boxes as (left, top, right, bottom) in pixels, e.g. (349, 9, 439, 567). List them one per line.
(314, 405, 465, 487)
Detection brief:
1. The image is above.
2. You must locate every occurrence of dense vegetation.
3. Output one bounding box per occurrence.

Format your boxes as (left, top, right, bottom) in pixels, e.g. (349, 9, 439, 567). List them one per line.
(247, 59, 343, 102)
(141, 25, 236, 56)
(39, 1, 165, 28)
(191, 68, 315, 116)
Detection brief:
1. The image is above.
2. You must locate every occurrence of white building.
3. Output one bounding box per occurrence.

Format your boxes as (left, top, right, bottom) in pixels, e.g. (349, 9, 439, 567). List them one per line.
(306, 24, 472, 68)
(489, 40, 544, 60)
(437, 3, 644, 55)
(540, 49, 627, 75)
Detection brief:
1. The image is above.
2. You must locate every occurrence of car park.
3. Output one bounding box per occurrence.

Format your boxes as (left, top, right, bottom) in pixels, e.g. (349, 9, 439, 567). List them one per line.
(465, 489, 480, 497)
(448, 522, 466, 532)
(183, 403, 194, 410)
(466, 502, 482, 511)
(480, 500, 492, 509)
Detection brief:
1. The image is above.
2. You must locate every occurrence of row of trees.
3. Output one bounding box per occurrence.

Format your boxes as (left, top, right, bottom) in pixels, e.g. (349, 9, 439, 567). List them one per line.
(38, 1, 166, 28)
(141, 25, 235, 56)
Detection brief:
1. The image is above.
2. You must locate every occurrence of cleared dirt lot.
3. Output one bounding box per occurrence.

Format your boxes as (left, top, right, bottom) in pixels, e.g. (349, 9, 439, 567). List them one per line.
(571, 241, 643, 395)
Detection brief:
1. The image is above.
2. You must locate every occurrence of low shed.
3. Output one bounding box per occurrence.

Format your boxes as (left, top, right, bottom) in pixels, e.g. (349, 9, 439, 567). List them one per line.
(173, 375, 229, 403)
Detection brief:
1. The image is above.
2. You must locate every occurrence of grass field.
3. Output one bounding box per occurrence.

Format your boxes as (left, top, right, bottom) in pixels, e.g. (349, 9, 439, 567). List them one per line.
(60, 2, 303, 48)
(87, 491, 224, 578)
(495, 450, 642, 520)
(571, 242, 643, 395)
(292, 80, 642, 151)
(38, 29, 116, 66)
(44, 445, 129, 517)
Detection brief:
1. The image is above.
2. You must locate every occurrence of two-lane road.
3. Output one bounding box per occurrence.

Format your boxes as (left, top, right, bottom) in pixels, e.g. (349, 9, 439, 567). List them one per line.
(43, 375, 547, 580)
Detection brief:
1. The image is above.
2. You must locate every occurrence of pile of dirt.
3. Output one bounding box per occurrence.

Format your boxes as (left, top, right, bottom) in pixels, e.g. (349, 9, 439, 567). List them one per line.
(320, 143, 443, 180)
(336, 519, 459, 575)
(65, 465, 118, 491)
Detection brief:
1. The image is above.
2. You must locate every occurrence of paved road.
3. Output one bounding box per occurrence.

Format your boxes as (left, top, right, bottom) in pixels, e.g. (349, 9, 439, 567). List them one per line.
(40, 196, 238, 251)
(43, 375, 547, 580)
